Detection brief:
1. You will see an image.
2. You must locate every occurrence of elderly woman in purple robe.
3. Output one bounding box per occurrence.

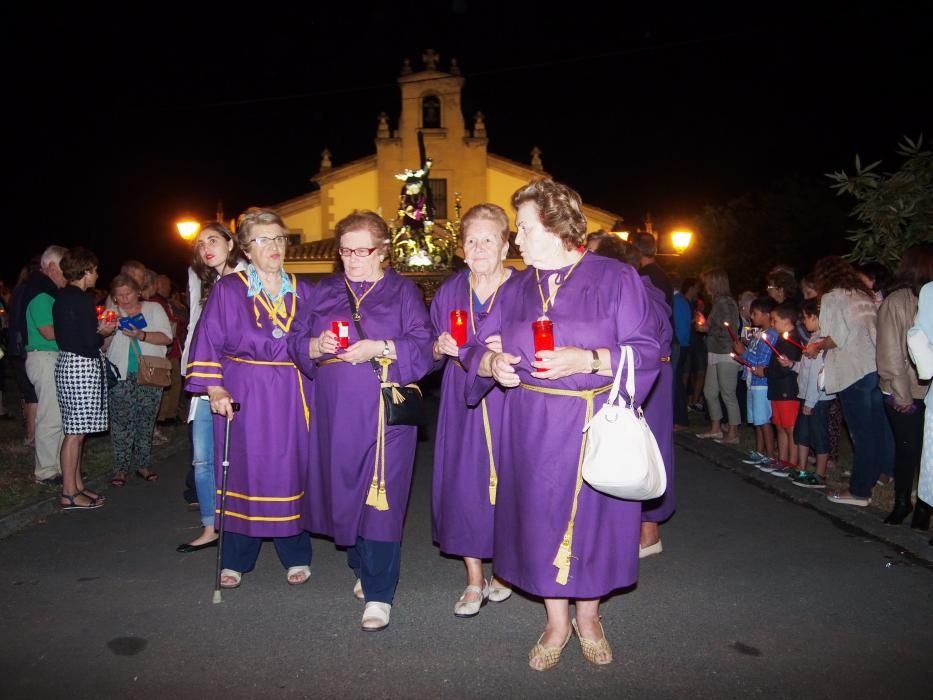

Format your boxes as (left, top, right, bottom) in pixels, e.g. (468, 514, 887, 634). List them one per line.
(591, 236, 676, 557)
(430, 203, 516, 617)
(289, 211, 433, 632)
(185, 208, 313, 590)
(462, 179, 661, 671)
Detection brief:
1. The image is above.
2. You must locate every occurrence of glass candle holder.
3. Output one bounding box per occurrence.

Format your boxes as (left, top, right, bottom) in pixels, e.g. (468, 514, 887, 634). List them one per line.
(450, 309, 468, 346)
(332, 321, 350, 349)
(532, 319, 554, 360)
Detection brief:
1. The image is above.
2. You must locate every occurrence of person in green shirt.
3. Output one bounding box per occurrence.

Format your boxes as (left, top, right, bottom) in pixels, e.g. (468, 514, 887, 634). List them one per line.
(24, 247, 67, 484)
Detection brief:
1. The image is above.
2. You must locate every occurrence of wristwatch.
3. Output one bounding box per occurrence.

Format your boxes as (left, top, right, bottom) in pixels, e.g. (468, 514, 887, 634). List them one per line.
(381, 340, 391, 357)
(590, 349, 601, 374)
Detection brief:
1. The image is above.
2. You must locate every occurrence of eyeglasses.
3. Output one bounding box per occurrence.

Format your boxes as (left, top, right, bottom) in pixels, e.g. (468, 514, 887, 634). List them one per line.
(249, 235, 289, 248)
(338, 247, 378, 257)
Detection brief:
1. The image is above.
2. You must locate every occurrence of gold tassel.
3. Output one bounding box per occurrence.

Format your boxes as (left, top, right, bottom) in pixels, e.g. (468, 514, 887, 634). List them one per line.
(553, 527, 573, 585)
(481, 399, 498, 506)
(367, 369, 390, 511)
(375, 484, 389, 511)
(366, 479, 381, 508)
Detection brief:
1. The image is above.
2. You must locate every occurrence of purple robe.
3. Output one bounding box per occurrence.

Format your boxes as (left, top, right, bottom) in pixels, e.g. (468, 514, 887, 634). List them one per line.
(184, 272, 313, 538)
(430, 269, 512, 559)
(289, 269, 434, 546)
(639, 275, 676, 523)
(462, 254, 661, 598)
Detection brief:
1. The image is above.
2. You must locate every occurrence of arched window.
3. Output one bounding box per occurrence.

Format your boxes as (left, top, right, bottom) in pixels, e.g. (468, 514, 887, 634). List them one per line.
(422, 95, 441, 128)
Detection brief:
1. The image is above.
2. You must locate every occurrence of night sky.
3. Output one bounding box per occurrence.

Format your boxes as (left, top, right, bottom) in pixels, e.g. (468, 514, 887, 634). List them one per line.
(6, 2, 931, 287)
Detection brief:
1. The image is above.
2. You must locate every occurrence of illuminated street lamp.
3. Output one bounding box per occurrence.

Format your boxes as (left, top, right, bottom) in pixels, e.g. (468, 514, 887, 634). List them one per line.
(671, 229, 693, 254)
(176, 219, 200, 241)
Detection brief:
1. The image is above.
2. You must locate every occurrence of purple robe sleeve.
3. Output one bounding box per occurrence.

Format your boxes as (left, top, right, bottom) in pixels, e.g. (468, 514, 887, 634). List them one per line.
(642, 275, 673, 356)
(392, 280, 434, 385)
(461, 281, 507, 407)
(428, 279, 450, 375)
(184, 279, 230, 393)
(288, 281, 320, 381)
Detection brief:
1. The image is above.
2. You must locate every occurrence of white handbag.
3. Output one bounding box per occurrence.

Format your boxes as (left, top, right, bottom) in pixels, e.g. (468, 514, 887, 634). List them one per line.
(581, 345, 667, 500)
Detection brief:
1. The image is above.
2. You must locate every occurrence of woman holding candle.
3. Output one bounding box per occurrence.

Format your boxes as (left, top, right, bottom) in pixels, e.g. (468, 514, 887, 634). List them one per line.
(289, 210, 433, 632)
(185, 208, 314, 588)
(53, 247, 118, 510)
(462, 179, 660, 670)
(695, 268, 742, 444)
(430, 203, 516, 617)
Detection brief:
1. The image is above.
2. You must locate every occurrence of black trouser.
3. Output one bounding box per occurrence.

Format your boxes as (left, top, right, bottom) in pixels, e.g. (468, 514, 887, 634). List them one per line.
(885, 401, 926, 506)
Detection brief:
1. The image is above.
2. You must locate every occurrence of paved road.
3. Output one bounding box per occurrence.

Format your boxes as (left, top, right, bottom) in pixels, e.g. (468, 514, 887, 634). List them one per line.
(2, 404, 932, 698)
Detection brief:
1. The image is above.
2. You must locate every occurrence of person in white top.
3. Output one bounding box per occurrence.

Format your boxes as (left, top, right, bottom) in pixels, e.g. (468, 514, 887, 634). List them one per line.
(805, 256, 894, 507)
(176, 223, 247, 553)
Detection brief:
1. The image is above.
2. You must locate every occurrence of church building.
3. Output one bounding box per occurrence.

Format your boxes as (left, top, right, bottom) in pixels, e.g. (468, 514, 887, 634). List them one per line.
(278, 50, 623, 274)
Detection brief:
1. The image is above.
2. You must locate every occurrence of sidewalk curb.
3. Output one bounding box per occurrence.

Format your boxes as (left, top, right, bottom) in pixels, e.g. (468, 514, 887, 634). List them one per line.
(0, 435, 189, 541)
(676, 433, 933, 568)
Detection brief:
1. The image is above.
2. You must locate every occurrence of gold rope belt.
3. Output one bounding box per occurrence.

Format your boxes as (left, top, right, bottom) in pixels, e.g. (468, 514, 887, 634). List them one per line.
(452, 358, 497, 504)
(518, 382, 612, 585)
(224, 356, 310, 430)
(317, 355, 393, 512)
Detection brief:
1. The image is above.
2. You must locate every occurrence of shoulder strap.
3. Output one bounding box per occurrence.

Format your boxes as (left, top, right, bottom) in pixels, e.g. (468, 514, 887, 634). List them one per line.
(344, 281, 382, 378)
(607, 345, 636, 407)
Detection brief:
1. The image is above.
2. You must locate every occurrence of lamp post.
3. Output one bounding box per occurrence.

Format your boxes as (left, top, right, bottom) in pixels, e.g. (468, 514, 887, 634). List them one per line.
(176, 219, 200, 241)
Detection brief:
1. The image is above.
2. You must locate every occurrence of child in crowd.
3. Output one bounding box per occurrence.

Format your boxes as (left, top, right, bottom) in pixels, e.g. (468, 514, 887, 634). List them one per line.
(766, 302, 804, 476)
(735, 297, 777, 469)
(780, 299, 835, 488)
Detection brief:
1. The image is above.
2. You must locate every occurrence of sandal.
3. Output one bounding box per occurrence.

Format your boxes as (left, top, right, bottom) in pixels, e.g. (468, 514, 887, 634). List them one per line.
(110, 472, 127, 487)
(60, 492, 104, 511)
(572, 618, 613, 666)
(135, 469, 159, 482)
(78, 489, 106, 505)
(528, 626, 572, 671)
(220, 569, 242, 589)
(286, 565, 311, 586)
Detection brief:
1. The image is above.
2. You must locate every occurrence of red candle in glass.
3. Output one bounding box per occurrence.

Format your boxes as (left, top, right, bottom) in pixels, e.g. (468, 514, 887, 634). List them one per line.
(96, 305, 105, 321)
(782, 331, 805, 350)
(450, 309, 468, 346)
(724, 321, 738, 342)
(532, 319, 555, 359)
(331, 321, 350, 349)
(105, 310, 117, 323)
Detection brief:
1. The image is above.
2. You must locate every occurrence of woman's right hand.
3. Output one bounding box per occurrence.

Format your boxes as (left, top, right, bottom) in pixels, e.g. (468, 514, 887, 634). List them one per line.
(434, 332, 459, 358)
(207, 387, 236, 420)
(313, 329, 339, 357)
(804, 340, 822, 359)
(490, 352, 521, 387)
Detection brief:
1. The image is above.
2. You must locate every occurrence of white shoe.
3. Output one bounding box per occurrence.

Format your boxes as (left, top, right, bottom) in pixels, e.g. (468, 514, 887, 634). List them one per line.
(454, 579, 489, 618)
(353, 578, 364, 601)
(488, 585, 513, 603)
(361, 601, 391, 631)
(639, 540, 663, 559)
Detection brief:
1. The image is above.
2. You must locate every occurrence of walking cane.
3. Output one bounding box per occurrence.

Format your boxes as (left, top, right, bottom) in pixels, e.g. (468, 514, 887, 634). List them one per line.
(212, 401, 240, 604)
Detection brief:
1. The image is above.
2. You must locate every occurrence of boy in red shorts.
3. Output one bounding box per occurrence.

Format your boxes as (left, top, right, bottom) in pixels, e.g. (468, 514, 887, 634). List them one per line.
(767, 302, 804, 477)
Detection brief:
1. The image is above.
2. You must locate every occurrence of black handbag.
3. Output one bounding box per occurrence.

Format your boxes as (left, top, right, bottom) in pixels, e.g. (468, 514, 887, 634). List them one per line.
(102, 353, 121, 390)
(346, 284, 425, 426)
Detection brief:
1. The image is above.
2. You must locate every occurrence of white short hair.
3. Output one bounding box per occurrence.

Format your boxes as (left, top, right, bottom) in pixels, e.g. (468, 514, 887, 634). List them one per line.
(40, 245, 67, 270)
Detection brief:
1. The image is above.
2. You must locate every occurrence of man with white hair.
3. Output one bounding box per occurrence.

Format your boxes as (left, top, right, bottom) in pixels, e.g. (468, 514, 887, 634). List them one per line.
(24, 245, 68, 485)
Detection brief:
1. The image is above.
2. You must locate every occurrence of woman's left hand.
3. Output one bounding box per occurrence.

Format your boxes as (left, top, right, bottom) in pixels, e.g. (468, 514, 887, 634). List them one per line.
(339, 339, 384, 365)
(97, 320, 118, 336)
(122, 328, 146, 341)
(532, 347, 590, 380)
